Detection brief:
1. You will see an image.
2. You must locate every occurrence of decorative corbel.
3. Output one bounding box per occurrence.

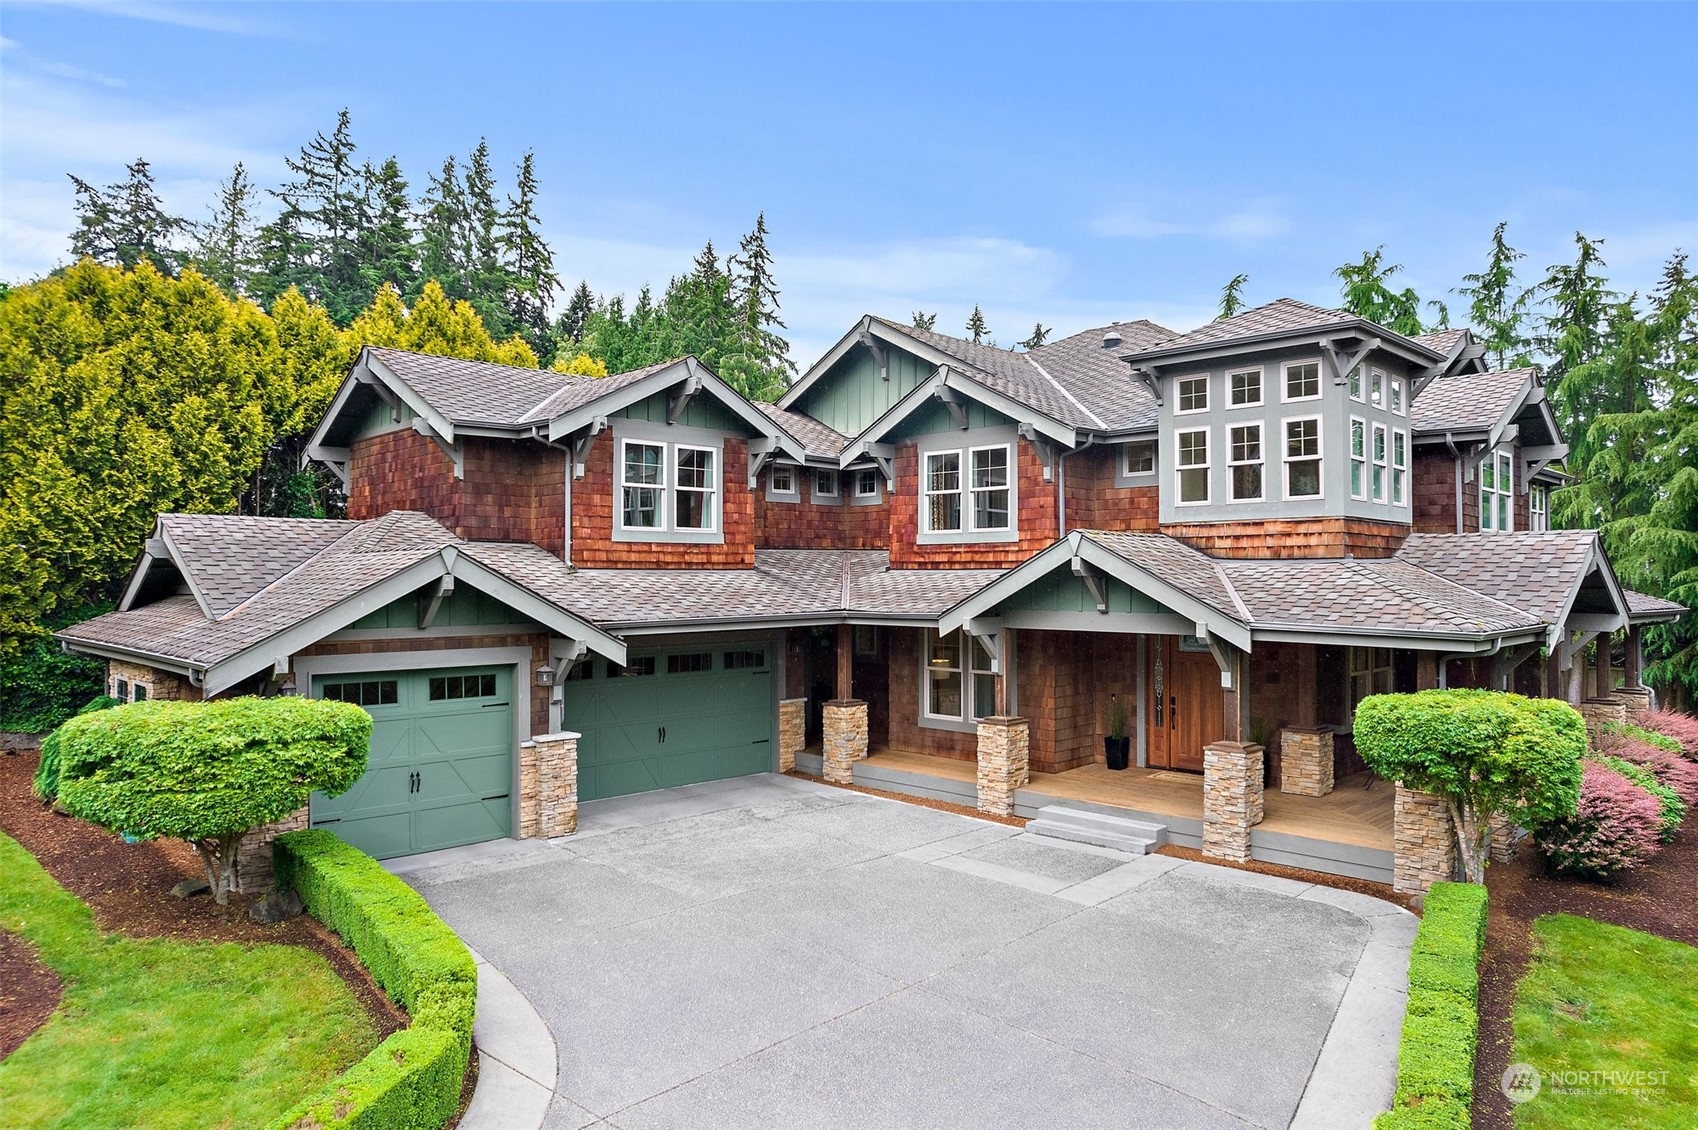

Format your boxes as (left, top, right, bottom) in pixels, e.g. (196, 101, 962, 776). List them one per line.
(418, 574, 455, 629)
(1070, 555, 1109, 613)
(857, 329, 889, 381)
(1320, 336, 1381, 387)
(1017, 423, 1055, 483)
(1131, 366, 1163, 406)
(865, 442, 896, 481)
(412, 419, 463, 480)
(1197, 626, 1236, 690)
(964, 618, 1004, 674)
(570, 417, 607, 480)
(935, 385, 969, 430)
(666, 374, 703, 424)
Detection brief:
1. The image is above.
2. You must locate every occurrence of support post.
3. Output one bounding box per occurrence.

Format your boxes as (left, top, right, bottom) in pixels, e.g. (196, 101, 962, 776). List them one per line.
(1415, 650, 1440, 691)
(519, 732, 580, 839)
(836, 622, 854, 702)
(976, 716, 1030, 817)
(822, 700, 867, 784)
(777, 698, 805, 773)
(1394, 785, 1458, 898)
(1202, 741, 1263, 863)
(1624, 625, 1643, 689)
(1279, 726, 1334, 797)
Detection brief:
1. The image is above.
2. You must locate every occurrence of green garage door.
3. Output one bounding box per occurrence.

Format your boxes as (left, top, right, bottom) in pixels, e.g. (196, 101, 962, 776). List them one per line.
(563, 644, 773, 802)
(309, 666, 513, 859)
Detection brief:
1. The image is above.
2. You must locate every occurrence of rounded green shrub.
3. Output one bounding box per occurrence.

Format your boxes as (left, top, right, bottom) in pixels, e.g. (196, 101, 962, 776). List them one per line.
(31, 694, 122, 802)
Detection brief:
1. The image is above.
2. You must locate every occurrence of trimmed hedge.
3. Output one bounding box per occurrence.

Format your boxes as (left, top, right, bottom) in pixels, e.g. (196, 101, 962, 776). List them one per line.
(267, 830, 475, 1130)
(1375, 882, 1488, 1130)
(31, 694, 121, 802)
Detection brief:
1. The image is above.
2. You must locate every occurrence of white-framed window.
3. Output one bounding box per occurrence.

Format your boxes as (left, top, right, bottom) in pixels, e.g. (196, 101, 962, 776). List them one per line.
(1284, 417, 1322, 499)
(922, 629, 998, 724)
(1229, 423, 1263, 501)
(1370, 369, 1385, 408)
(1228, 367, 1263, 407)
(968, 445, 1012, 531)
(924, 450, 961, 532)
(1349, 417, 1367, 500)
(1481, 448, 1514, 531)
(1371, 423, 1388, 503)
(1530, 483, 1548, 531)
(1392, 429, 1408, 505)
(1122, 439, 1156, 477)
(1177, 374, 1209, 414)
(768, 463, 797, 496)
(1284, 359, 1321, 402)
(1389, 377, 1405, 415)
(1175, 427, 1210, 504)
(919, 433, 1018, 541)
(854, 468, 880, 498)
(1348, 647, 1394, 722)
(1348, 366, 1364, 402)
(619, 437, 720, 535)
(815, 469, 839, 499)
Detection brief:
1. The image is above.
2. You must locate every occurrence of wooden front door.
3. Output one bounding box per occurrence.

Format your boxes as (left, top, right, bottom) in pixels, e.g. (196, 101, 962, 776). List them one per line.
(1146, 637, 1226, 773)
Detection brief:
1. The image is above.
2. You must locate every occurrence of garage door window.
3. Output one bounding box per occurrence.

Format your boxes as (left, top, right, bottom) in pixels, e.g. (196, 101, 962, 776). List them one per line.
(723, 649, 766, 670)
(323, 679, 399, 706)
(429, 673, 498, 700)
(667, 652, 713, 674)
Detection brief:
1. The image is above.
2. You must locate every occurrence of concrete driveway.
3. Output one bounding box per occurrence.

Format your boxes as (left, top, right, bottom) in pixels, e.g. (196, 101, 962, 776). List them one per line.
(397, 774, 1414, 1130)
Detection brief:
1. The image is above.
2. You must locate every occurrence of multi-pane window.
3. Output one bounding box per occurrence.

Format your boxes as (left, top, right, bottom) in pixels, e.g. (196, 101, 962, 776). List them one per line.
(724, 649, 767, 670)
(768, 463, 796, 495)
(1229, 424, 1263, 501)
(428, 673, 497, 701)
(621, 441, 664, 529)
(1348, 648, 1394, 721)
(923, 630, 997, 723)
(815, 469, 839, 498)
(1284, 418, 1322, 498)
(325, 679, 400, 706)
(1348, 366, 1364, 401)
(1481, 448, 1514, 531)
(970, 446, 1011, 530)
(1530, 484, 1548, 531)
(1389, 377, 1405, 415)
(1229, 368, 1262, 407)
(924, 445, 1013, 534)
(1284, 360, 1321, 401)
(1176, 428, 1210, 504)
(854, 469, 880, 498)
(132, 683, 147, 702)
(1371, 423, 1388, 503)
(1370, 370, 1385, 408)
(1350, 418, 1367, 499)
(1122, 439, 1155, 476)
(1392, 429, 1408, 505)
(114, 677, 129, 700)
(620, 440, 719, 534)
(924, 451, 962, 532)
(608, 656, 657, 678)
(1177, 375, 1209, 413)
(675, 447, 716, 529)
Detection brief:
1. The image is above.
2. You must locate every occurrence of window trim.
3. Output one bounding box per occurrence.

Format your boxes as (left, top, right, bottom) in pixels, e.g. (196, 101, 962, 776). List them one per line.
(1480, 446, 1514, 532)
(611, 421, 728, 544)
(919, 628, 1001, 733)
(853, 467, 881, 499)
(1369, 368, 1385, 409)
(617, 437, 667, 534)
(1529, 482, 1548, 531)
(1227, 422, 1264, 503)
(1347, 646, 1394, 725)
(1282, 358, 1323, 403)
(1370, 422, 1388, 504)
(1349, 415, 1368, 501)
(1389, 376, 1406, 416)
(916, 428, 1020, 545)
(1116, 438, 1157, 485)
(764, 462, 799, 502)
(1348, 365, 1364, 403)
(814, 468, 839, 500)
(673, 442, 720, 534)
(1227, 366, 1264, 409)
(1391, 427, 1408, 506)
(1174, 426, 1212, 507)
(1282, 415, 1324, 501)
(966, 443, 1013, 533)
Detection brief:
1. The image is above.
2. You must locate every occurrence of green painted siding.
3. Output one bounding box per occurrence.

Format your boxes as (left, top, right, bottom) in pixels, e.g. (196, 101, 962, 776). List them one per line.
(613, 390, 746, 433)
(886, 397, 1013, 441)
(994, 565, 1170, 615)
(795, 345, 934, 437)
(350, 586, 534, 630)
(354, 398, 416, 438)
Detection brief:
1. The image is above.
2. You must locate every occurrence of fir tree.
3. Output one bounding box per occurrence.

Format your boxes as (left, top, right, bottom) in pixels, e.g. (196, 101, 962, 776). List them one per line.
(417, 154, 469, 302)
(68, 158, 188, 274)
(1334, 247, 1423, 335)
(911, 311, 937, 331)
(499, 151, 559, 357)
(362, 157, 417, 300)
(1456, 222, 1536, 369)
(461, 139, 509, 336)
(724, 212, 794, 399)
(1218, 273, 1250, 320)
(965, 305, 990, 344)
(1018, 322, 1051, 350)
(264, 110, 370, 323)
(556, 281, 595, 344)
(193, 162, 260, 296)
(1541, 232, 1613, 389)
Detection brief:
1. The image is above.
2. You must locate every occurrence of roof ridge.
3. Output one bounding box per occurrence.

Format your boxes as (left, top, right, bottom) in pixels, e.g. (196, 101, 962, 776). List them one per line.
(216, 515, 430, 622)
(1378, 557, 1539, 627)
(1021, 354, 1106, 428)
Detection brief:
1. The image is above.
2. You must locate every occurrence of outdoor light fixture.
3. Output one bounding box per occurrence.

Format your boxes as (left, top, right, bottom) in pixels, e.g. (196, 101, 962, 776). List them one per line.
(534, 663, 556, 687)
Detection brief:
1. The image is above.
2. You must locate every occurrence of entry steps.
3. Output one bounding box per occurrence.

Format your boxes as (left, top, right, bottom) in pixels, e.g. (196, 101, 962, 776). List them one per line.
(1025, 805, 1168, 855)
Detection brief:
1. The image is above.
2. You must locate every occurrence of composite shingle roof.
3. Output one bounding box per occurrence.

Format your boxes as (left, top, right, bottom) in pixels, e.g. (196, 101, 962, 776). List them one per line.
(1395, 530, 1601, 622)
(1411, 368, 1535, 434)
(1625, 589, 1687, 620)
(367, 347, 578, 426)
(159, 515, 358, 617)
(1124, 298, 1354, 356)
(757, 404, 851, 458)
(1027, 321, 1177, 430)
(1411, 328, 1467, 357)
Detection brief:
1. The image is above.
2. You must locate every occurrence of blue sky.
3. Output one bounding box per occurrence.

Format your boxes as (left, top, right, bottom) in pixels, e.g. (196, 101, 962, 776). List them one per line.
(2, 1, 1695, 366)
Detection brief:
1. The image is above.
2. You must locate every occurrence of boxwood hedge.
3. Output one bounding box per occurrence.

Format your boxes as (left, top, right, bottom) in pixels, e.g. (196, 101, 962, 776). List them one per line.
(267, 830, 476, 1130)
(1375, 881, 1488, 1130)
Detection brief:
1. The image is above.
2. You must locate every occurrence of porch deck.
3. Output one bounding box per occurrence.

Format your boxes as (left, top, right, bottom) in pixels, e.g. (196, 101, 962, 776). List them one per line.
(800, 746, 1396, 884)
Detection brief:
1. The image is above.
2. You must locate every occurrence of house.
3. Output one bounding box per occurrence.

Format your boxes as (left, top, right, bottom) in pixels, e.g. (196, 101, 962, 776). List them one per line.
(60, 299, 1685, 893)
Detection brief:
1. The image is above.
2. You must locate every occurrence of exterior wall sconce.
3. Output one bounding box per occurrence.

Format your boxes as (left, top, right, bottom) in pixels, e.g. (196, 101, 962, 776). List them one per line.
(534, 663, 556, 687)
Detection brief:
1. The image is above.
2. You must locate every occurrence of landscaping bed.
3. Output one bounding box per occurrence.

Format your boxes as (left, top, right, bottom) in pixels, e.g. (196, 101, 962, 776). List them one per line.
(0, 932, 60, 1058)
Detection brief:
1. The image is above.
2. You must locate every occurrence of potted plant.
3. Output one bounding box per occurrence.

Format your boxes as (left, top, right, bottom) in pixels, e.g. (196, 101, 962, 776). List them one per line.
(1104, 693, 1131, 771)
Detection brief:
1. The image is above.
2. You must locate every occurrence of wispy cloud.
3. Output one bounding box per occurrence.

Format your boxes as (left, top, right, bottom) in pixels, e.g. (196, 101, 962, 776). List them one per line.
(11, 0, 285, 36)
(0, 36, 126, 88)
(1093, 201, 1292, 242)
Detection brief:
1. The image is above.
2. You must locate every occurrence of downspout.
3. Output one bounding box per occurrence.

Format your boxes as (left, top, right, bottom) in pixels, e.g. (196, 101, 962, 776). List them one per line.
(562, 445, 573, 567)
(1436, 637, 1503, 690)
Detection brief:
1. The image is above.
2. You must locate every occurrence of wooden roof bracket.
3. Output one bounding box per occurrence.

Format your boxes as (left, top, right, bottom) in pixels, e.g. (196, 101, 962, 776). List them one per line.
(1070, 554, 1110, 613)
(570, 416, 608, 480)
(1017, 423, 1056, 482)
(964, 617, 1004, 674)
(418, 574, 455, 629)
(354, 364, 404, 424)
(748, 437, 777, 489)
(1132, 366, 1163, 406)
(412, 418, 463, 481)
(857, 329, 889, 381)
(935, 383, 969, 430)
(666, 374, 704, 424)
(865, 442, 895, 481)
(1196, 626, 1237, 690)
(1320, 335, 1381, 387)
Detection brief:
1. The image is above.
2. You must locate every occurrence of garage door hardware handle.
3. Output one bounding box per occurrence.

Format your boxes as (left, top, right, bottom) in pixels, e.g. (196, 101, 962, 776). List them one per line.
(313, 818, 341, 825)
(482, 701, 509, 708)
(409, 771, 420, 793)
(752, 738, 769, 744)
(482, 793, 510, 802)
(658, 725, 667, 742)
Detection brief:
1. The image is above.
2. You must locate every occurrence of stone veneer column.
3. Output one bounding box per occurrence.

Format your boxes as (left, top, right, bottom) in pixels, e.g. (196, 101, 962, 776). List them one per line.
(975, 716, 1030, 817)
(1394, 785, 1458, 897)
(1278, 726, 1334, 797)
(822, 700, 867, 785)
(520, 732, 580, 839)
(1202, 741, 1264, 863)
(1488, 811, 1526, 864)
(1577, 697, 1628, 743)
(234, 806, 310, 893)
(777, 698, 806, 773)
(1614, 687, 1653, 719)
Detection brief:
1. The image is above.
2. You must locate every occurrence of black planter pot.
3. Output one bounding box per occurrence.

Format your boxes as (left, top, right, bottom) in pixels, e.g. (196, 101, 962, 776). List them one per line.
(1104, 735, 1131, 771)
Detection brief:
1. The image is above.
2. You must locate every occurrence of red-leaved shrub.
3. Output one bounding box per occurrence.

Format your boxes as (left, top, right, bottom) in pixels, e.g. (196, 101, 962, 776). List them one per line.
(1596, 730, 1698, 806)
(1536, 760, 1665, 881)
(1640, 709, 1698, 760)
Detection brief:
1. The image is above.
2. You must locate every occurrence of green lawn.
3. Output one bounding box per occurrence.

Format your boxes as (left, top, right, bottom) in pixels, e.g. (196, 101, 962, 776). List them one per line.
(0, 832, 379, 1130)
(1512, 914, 1698, 1129)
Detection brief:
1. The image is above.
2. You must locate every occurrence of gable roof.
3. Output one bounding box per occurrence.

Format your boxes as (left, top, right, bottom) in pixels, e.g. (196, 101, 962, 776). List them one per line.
(1625, 588, 1687, 623)
(1411, 367, 1538, 434)
(757, 404, 851, 458)
(1395, 530, 1623, 629)
(1123, 298, 1446, 367)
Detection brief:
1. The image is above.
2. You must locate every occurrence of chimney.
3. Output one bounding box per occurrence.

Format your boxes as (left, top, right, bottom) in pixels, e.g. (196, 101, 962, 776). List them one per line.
(1101, 327, 1124, 349)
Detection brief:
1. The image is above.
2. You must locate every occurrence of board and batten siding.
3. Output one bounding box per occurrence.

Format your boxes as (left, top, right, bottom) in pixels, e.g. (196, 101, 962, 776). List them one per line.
(793, 345, 935, 438)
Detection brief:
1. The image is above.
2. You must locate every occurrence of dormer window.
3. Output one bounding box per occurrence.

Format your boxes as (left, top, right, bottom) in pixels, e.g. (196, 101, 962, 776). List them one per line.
(1283, 360, 1321, 402)
(1177, 375, 1209, 414)
(919, 430, 1018, 543)
(1229, 367, 1262, 407)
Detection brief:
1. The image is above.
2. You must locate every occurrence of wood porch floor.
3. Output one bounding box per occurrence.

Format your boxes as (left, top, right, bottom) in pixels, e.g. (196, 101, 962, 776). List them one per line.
(861, 748, 1395, 852)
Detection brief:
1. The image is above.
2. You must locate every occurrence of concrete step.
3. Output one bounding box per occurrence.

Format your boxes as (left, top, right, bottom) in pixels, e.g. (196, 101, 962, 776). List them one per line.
(1025, 805, 1167, 855)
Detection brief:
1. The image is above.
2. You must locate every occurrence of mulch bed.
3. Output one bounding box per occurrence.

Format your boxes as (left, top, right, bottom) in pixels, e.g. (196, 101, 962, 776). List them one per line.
(1471, 824, 1698, 1130)
(0, 931, 61, 1059)
(0, 748, 407, 1050)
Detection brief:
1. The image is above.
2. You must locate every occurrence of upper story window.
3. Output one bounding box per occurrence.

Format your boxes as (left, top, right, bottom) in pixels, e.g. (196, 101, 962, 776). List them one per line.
(1392, 429, 1408, 506)
(1481, 449, 1513, 531)
(1229, 423, 1263, 501)
(1370, 369, 1385, 408)
(1349, 366, 1364, 402)
(1350, 417, 1367, 500)
(1177, 375, 1209, 414)
(1283, 360, 1321, 402)
(1371, 423, 1389, 503)
(1122, 439, 1156, 477)
(1228, 367, 1263, 407)
(1389, 377, 1405, 415)
(1176, 427, 1210, 505)
(923, 443, 1014, 535)
(619, 438, 719, 536)
(1284, 418, 1322, 499)
(1530, 483, 1548, 531)
(815, 469, 839, 499)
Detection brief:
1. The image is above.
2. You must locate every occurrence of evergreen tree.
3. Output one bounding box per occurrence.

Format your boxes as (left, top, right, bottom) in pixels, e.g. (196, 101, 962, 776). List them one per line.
(911, 311, 937, 331)
(555, 281, 595, 346)
(362, 157, 417, 301)
(965, 305, 990, 344)
(461, 139, 509, 337)
(1334, 247, 1423, 335)
(193, 162, 261, 296)
(67, 158, 188, 274)
(723, 213, 794, 400)
(499, 151, 559, 358)
(1457, 222, 1536, 369)
(263, 110, 371, 323)
(1018, 323, 1051, 350)
(417, 154, 469, 302)
(1541, 232, 1614, 389)
(1218, 273, 1250, 320)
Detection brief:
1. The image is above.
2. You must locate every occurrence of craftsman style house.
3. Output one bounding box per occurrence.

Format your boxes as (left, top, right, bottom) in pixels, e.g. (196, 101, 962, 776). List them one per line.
(62, 298, 1683, 892)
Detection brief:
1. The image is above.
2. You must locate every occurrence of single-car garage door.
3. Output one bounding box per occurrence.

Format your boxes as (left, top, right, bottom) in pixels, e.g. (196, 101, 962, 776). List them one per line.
(564, 644, 773, 801)
(310, 666, 514, 859)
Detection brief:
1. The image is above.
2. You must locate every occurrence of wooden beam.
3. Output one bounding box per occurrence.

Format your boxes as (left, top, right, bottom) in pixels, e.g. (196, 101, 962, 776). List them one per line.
(418, 574, 455, 629)
(836, 622, 853, 701)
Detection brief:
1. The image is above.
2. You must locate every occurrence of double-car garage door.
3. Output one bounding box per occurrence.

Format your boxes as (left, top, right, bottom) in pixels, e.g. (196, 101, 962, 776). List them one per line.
(310, 646, 774, 858)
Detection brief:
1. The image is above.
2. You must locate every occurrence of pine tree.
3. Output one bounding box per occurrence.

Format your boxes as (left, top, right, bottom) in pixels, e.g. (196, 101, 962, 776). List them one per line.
(1218, 273, 1250, 320)
(461, 139, 509, 337)
(263, 110, 371, 323)
(1334, 247, 1423, 335)
(68, 158, 188, 273)
(417, 154, 469, 302)
(911, 311, 937, 331)
(965, 305, 990, 344)
(1456, 222, 1536, 369)
(724, 213, 794, 400)
(362, 157, 417, 301)
(499, 151, 559, 357)
(193, 162, 260, 296)
(1018, 323, 1051, 350)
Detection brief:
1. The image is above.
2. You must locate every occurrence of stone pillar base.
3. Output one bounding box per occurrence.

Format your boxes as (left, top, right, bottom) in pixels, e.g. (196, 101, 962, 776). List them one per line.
(823, 700, 867, 785)
(1278, 726, 1334, 797)
(521, 732, 580, 839)
(1202, 741, 1264, 863)
(778, 698, 806, 773)
(1578, 697, 1628, 743)
(976, 716, 1030, 817)
(1615, 687, 1653, 719)
(1488, 810, 1526, 864)
(234, 807, 309, 893)
(1394, 786, 1458, 896)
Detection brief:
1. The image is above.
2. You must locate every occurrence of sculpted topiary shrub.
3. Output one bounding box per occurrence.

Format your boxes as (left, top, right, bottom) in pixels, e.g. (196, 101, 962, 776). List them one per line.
(52, 696, 371, 903)
(1536, 760, 1665, 880)
(1354, 690, 1586, 882)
